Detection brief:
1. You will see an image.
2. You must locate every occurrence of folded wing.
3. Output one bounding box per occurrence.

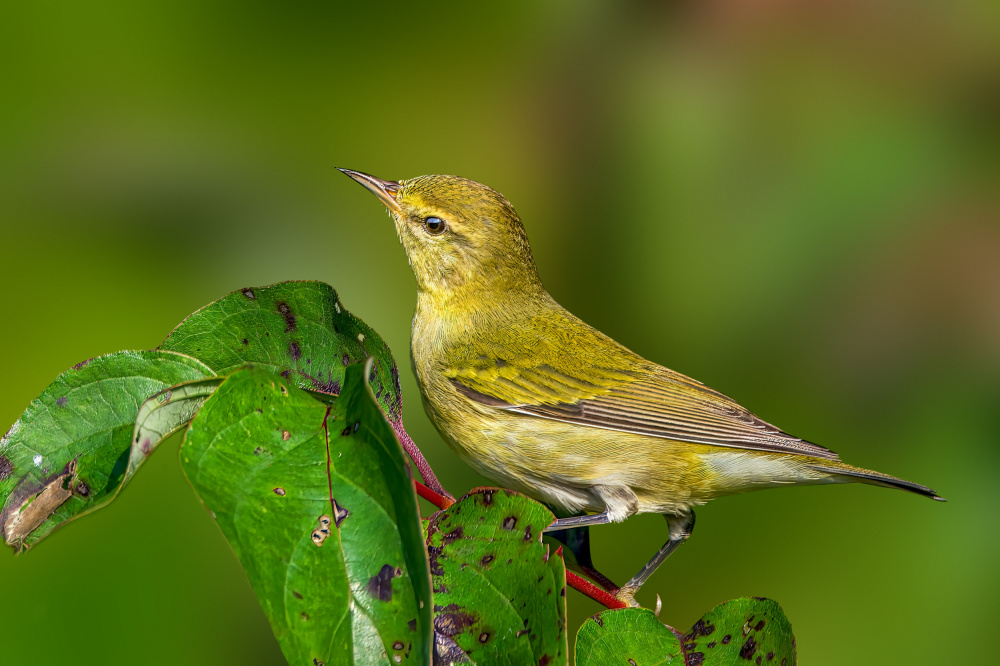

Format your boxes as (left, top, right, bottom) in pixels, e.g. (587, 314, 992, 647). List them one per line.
(447, 319, 839, 461)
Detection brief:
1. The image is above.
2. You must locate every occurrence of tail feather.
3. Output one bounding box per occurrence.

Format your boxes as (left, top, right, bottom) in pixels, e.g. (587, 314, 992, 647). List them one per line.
(812, 464, 945, 501)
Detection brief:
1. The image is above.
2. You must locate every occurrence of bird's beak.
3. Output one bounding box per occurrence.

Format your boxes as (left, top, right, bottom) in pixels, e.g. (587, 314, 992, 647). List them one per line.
(338, 168, 402, 214)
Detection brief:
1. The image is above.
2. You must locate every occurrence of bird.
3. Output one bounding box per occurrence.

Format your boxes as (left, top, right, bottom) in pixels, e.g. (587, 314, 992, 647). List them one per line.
(339, 168, 943, 606)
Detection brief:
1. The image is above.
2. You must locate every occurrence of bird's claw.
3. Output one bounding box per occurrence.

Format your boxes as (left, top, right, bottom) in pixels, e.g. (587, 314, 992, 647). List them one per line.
(614, 586, 642, 608)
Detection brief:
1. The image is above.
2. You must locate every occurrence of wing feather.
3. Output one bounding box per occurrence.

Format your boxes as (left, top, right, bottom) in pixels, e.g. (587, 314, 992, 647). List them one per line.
(449, 350, 838, 461)
(444, 304, 839, 461)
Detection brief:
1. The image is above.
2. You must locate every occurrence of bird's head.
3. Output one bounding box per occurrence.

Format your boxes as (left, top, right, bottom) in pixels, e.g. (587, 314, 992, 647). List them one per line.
(340, 170, 540, 299)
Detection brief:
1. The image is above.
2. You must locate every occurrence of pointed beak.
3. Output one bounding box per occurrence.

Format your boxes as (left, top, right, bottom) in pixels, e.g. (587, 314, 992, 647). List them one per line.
(338, 168, 402, 214)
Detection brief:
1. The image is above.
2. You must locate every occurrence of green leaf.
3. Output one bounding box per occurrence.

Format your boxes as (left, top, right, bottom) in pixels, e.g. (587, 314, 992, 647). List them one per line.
(180, 361, 431, 665)
(575, 599, 796, 666)
(0, 282, 425, 554)
(131, 281, 416, 485)
(679, 598, 796, 666)
(160, 281, 404, 425)
(0, 350, 214, 551)
(427, 488, 567, 666)
(574, 608, 682, 666)
(123, 376, 226, 483)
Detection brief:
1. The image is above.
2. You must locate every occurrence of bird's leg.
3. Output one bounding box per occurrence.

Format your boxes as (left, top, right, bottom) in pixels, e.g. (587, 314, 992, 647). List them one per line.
(543, 511, 612, 532)
(545, 524, 621, 593)
(616, 510, 696, 607)
(545, 484, 639, 533)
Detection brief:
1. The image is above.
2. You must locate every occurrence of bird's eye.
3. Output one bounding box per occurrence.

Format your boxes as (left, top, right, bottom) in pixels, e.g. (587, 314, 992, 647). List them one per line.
(424, 216, 447, 235)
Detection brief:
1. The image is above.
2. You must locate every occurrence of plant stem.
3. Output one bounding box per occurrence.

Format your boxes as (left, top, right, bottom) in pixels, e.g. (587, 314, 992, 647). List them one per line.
(392, 420, 454, 499)
(414, 480, 455, 509)
(566, 570, 627, 609)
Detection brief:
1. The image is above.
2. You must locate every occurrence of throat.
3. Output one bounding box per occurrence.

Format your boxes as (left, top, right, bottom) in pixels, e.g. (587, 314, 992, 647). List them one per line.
(415, 281, 545, 327)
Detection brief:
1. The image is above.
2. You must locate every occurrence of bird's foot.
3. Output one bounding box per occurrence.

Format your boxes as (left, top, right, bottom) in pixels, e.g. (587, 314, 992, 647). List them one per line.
(614, 585, 642, 608)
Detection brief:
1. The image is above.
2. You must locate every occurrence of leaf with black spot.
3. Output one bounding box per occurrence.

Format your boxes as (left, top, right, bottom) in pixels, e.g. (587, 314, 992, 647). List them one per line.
(159, 281, 403, 424)
(180, 360, 431, 665)
(0, 351, 214, 552)
(683, 598, 795, 666)
(576, 599, 795, 666)
(427, 488, 566, 665)
(575, 608, 682, 666)
(0, 281, 421, 554)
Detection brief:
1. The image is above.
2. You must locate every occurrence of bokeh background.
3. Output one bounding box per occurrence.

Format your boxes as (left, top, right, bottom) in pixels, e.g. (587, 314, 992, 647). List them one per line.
(2, 1, 998, 663)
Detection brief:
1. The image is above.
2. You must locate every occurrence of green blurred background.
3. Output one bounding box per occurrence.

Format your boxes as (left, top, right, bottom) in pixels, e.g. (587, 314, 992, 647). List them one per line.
(1, 1, 998, 663)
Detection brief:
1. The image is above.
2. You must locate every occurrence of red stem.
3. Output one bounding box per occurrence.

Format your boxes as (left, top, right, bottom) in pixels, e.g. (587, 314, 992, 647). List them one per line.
(566, 571, 627, 609)
(414, 480, 454, 509)
(393, 419, 454, 500)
